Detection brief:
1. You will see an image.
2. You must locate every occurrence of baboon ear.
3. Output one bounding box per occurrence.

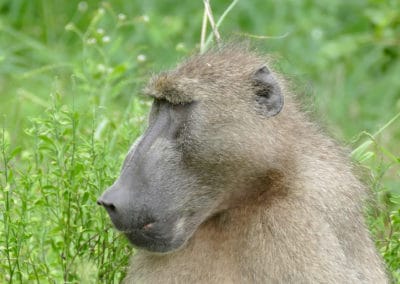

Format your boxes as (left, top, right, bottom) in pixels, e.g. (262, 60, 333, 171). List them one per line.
(253, 66, 284, 117)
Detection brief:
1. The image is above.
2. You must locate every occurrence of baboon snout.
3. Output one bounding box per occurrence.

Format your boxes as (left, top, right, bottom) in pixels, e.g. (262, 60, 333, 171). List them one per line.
(97, 186, 148, 230)
(98, 186, 167, 233)
(97, 196, 116, 211)
(97, 186, 123, 213)
(97, 184, 191, 253)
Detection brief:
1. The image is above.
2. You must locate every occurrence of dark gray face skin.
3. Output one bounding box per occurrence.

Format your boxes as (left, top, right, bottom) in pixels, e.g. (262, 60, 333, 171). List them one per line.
(97, 66, 283, 253)
(97, 100, 215, 253)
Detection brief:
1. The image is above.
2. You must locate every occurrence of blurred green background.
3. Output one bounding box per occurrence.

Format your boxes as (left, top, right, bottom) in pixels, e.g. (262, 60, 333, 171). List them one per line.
(0, 0, 399, 282)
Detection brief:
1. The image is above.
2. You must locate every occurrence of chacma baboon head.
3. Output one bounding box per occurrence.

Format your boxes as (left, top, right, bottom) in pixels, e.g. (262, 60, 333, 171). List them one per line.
(97, 47, 285, 253)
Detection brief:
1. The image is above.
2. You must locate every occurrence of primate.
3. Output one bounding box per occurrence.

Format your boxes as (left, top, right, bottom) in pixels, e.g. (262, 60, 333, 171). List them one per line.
(98, 45, 388, 283)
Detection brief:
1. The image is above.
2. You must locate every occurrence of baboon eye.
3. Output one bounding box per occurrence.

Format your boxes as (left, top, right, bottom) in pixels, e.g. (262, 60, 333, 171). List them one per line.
(153, 97, 167, 106)
(148, 99, 161, 125)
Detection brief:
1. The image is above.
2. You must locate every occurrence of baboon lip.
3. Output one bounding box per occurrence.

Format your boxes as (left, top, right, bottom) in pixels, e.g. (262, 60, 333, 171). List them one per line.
(123, 230, 186, 254)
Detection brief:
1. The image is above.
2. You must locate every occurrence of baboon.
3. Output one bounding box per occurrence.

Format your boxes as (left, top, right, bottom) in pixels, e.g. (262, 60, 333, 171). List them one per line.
(97, 45, 388, 283)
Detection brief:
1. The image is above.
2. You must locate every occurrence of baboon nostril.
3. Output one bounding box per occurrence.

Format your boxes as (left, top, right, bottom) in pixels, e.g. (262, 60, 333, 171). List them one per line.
(104, 203, 115, 211)
(97, 199, 116, 211)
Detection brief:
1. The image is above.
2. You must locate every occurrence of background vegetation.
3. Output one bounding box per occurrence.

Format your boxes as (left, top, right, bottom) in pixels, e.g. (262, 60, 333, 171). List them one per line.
(0, 0, 399, 282)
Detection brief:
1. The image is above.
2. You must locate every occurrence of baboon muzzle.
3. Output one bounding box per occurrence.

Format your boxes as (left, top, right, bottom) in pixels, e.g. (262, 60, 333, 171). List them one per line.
(97, 183, 186, 253)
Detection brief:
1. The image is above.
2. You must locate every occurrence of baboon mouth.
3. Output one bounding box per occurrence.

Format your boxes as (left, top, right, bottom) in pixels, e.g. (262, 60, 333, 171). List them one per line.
(124, 231, 186, 253)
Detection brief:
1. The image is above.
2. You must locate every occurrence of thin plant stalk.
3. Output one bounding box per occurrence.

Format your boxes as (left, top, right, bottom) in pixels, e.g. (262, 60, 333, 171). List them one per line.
(202, 0, 240, 53)
(203, 0, 221, 45)
(200, 9, 208, 52)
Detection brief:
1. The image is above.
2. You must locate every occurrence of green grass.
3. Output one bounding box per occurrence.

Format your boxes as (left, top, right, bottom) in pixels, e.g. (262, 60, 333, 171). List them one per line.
(0, 0, 399, 282)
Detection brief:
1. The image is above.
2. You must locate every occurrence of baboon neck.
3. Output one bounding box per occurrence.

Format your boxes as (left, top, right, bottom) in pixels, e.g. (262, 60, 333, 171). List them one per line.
(199, 169, 292, 234)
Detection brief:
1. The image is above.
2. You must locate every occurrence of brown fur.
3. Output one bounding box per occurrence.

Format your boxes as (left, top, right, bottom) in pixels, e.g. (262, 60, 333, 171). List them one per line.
(122, 46, 388, 283)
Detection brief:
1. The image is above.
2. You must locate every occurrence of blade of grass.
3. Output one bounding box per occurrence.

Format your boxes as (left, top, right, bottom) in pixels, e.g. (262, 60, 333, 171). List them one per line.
(202, 0, 239, 53)
(200, 8, 208, 53)
(351, 112, 400, 161)
(203, 0, 221, 46)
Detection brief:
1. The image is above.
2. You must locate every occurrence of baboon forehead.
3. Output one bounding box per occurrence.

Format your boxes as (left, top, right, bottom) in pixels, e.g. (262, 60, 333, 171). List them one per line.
(176, 47, 266, 78)
(144, 47, 268, 104)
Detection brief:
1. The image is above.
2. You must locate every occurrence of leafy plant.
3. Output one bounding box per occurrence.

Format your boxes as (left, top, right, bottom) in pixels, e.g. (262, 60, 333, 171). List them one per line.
(352, 112, 400, 282)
